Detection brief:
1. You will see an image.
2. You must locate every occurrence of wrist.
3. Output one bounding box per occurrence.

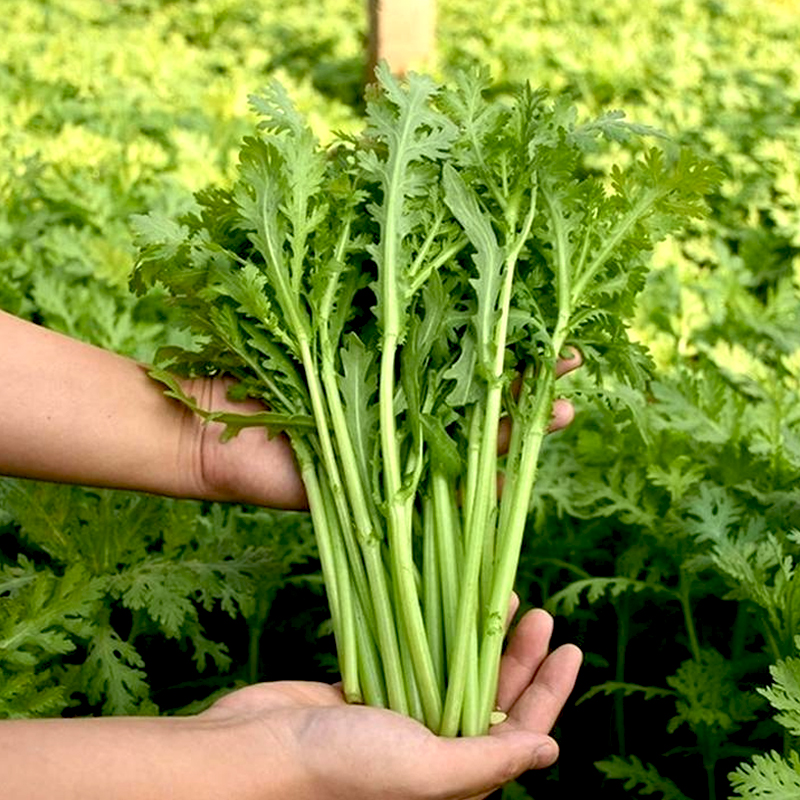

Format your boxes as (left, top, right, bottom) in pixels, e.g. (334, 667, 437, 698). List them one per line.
(170, 374, 224, 501)
(195, 700, 313, 800)
(0, 714, 299, 800)
(175, 374, 308, 509)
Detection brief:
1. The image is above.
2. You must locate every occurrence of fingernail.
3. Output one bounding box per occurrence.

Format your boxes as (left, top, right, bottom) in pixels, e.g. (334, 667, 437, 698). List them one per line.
(533, 741, 557, 766)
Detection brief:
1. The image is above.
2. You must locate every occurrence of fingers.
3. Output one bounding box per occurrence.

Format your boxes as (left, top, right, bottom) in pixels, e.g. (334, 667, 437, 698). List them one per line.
(505, 592, 521, 632)
(431, 728, 561, 799)
(497, 416, 513, 453)
(500, 347, 582, 450)
(548, 398, 575, 432)
(495, 608, 554, 713)
(555, 346, 582, 378)
(503, 642, 583, 736)
(498, 397, 574, 450)
(549, 348, 581, 432)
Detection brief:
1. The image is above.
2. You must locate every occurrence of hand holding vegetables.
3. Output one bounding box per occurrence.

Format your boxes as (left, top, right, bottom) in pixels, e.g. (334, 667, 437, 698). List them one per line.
(182, 346, 581, 510)
(0, 309, 306, 506)
(1, 606, 580, 800)
(0, 301, 581, 798)
(197, 607, 581, 800)
(133, 66, 717, 734)
(0, 309, 576, 510)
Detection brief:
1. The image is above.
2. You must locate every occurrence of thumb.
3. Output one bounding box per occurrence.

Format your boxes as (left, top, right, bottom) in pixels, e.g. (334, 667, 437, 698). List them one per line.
(431, 730, 559, 798)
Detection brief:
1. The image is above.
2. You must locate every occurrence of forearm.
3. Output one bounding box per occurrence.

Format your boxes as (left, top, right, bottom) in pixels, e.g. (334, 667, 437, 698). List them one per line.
(0, 311, 203, 498)
(0, 716, 292, 800)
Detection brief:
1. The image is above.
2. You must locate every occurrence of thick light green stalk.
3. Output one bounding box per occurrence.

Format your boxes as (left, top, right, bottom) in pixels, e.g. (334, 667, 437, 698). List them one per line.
(380, 336, 442, 729)
(422, 498, 445, 695)
(476, 371, 555, 729)
(293, 441, 360, 703)
(377, 99, 444, 728)
(431, 470, 461, 665)
(258, 180, 390, 705)
(390, 549, 425, 724)
(462, 405, 483, 528)
(475, 200, 570, 728)
(296, 338, 397, 708)
(440, 333, 509, 735)
(353, 588, 389, 708)
(320, 352, 409, 714)
(317, 466, 387, 708)
(441, 192, 537, 736)
(473, 187, 570, 729)
(314, 223, 408, 713)
(455, 383, 507, 735)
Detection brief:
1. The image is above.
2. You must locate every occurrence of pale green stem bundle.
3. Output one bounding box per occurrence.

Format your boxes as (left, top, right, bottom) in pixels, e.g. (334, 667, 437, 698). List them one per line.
(133, 64, 718, 737)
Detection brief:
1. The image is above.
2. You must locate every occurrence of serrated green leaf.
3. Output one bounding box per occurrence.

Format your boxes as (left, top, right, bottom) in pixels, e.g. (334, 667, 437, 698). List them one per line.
(595, 755, 692, 800)
(730, 751, 800, 799)
(546, 576, 673, 617)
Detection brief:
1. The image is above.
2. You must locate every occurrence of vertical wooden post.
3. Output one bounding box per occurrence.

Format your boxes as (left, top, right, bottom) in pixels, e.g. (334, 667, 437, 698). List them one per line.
(367, 0, 436, 79)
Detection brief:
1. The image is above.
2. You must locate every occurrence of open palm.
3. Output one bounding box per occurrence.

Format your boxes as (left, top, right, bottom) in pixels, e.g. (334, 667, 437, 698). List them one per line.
(201, 608, 582, 800)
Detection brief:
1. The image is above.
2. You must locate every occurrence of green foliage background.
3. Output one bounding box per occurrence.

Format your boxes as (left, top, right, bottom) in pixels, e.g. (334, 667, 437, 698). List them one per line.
(1, 0, 799, 797)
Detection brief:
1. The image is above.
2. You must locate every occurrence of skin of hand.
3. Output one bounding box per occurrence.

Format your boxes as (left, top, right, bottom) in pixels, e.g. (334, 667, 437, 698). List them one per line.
(0, 310, 580, 508)
(0, 608, 581, 800)
(0, 310, 306, 507)
(199, 608, 582, 800)
(192, 347, 583, 509)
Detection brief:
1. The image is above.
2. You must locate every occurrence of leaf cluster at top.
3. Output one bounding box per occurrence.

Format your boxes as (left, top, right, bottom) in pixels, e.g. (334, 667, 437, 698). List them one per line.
(132, 66, 718, 488)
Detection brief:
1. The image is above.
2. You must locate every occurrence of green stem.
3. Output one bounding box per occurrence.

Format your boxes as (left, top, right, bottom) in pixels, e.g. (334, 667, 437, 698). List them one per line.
(393, 568, 425, 724)
(380, 333, 442, 730)
(441, 191, 537, 737)
(432, 470, 461, 666)
(462, 627, 480, 736)
(441, 381, 504, 735)
(315, 222, 405, 709)
(570, 184, 669, 306)
(678, 570, 702, 662)
(354, 588, 389, 708)
(247, 590, 273, 684)
(422, 497, 445, 695)
(317, 465, 386, 707)
(374, 93, 444, 730)
(462, 403, 483, 529)
(705, 750, 716, 800)
(294, 443, 358, 703)
(761, 618, 784, 665)
(298, 338, 378, 648)
(476, 372, 555, 731)
(320, 349, 408, 715)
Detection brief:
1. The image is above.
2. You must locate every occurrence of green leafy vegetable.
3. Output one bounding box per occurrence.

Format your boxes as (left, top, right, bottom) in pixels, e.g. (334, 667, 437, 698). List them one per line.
(729, 641, 800, 799)
(132, 65, 717, 735)
(0, 481, 315, 718)
(596, 754, 693, 800)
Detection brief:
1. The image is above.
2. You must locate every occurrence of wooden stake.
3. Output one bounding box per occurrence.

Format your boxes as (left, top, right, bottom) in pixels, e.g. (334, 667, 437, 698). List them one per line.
(367, 0, 436, 79)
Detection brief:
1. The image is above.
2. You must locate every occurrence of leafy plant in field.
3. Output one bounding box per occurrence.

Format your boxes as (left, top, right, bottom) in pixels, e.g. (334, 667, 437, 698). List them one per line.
(525, 261, 800, 797)
(729, 640, 800, 798)
(0, 0, 798, 795)
(0, 480, 316, 717)
(131, 64, 716, 735)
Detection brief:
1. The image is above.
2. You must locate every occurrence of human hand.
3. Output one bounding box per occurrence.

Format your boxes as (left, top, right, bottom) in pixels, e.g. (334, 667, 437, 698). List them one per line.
(199, 607, 582, 800)
(186, 348, 582, 509)
(177, 375, 310, 509)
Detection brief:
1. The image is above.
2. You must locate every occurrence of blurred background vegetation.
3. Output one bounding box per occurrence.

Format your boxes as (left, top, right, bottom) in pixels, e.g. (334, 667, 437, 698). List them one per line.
(1, 1, 799, 797)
